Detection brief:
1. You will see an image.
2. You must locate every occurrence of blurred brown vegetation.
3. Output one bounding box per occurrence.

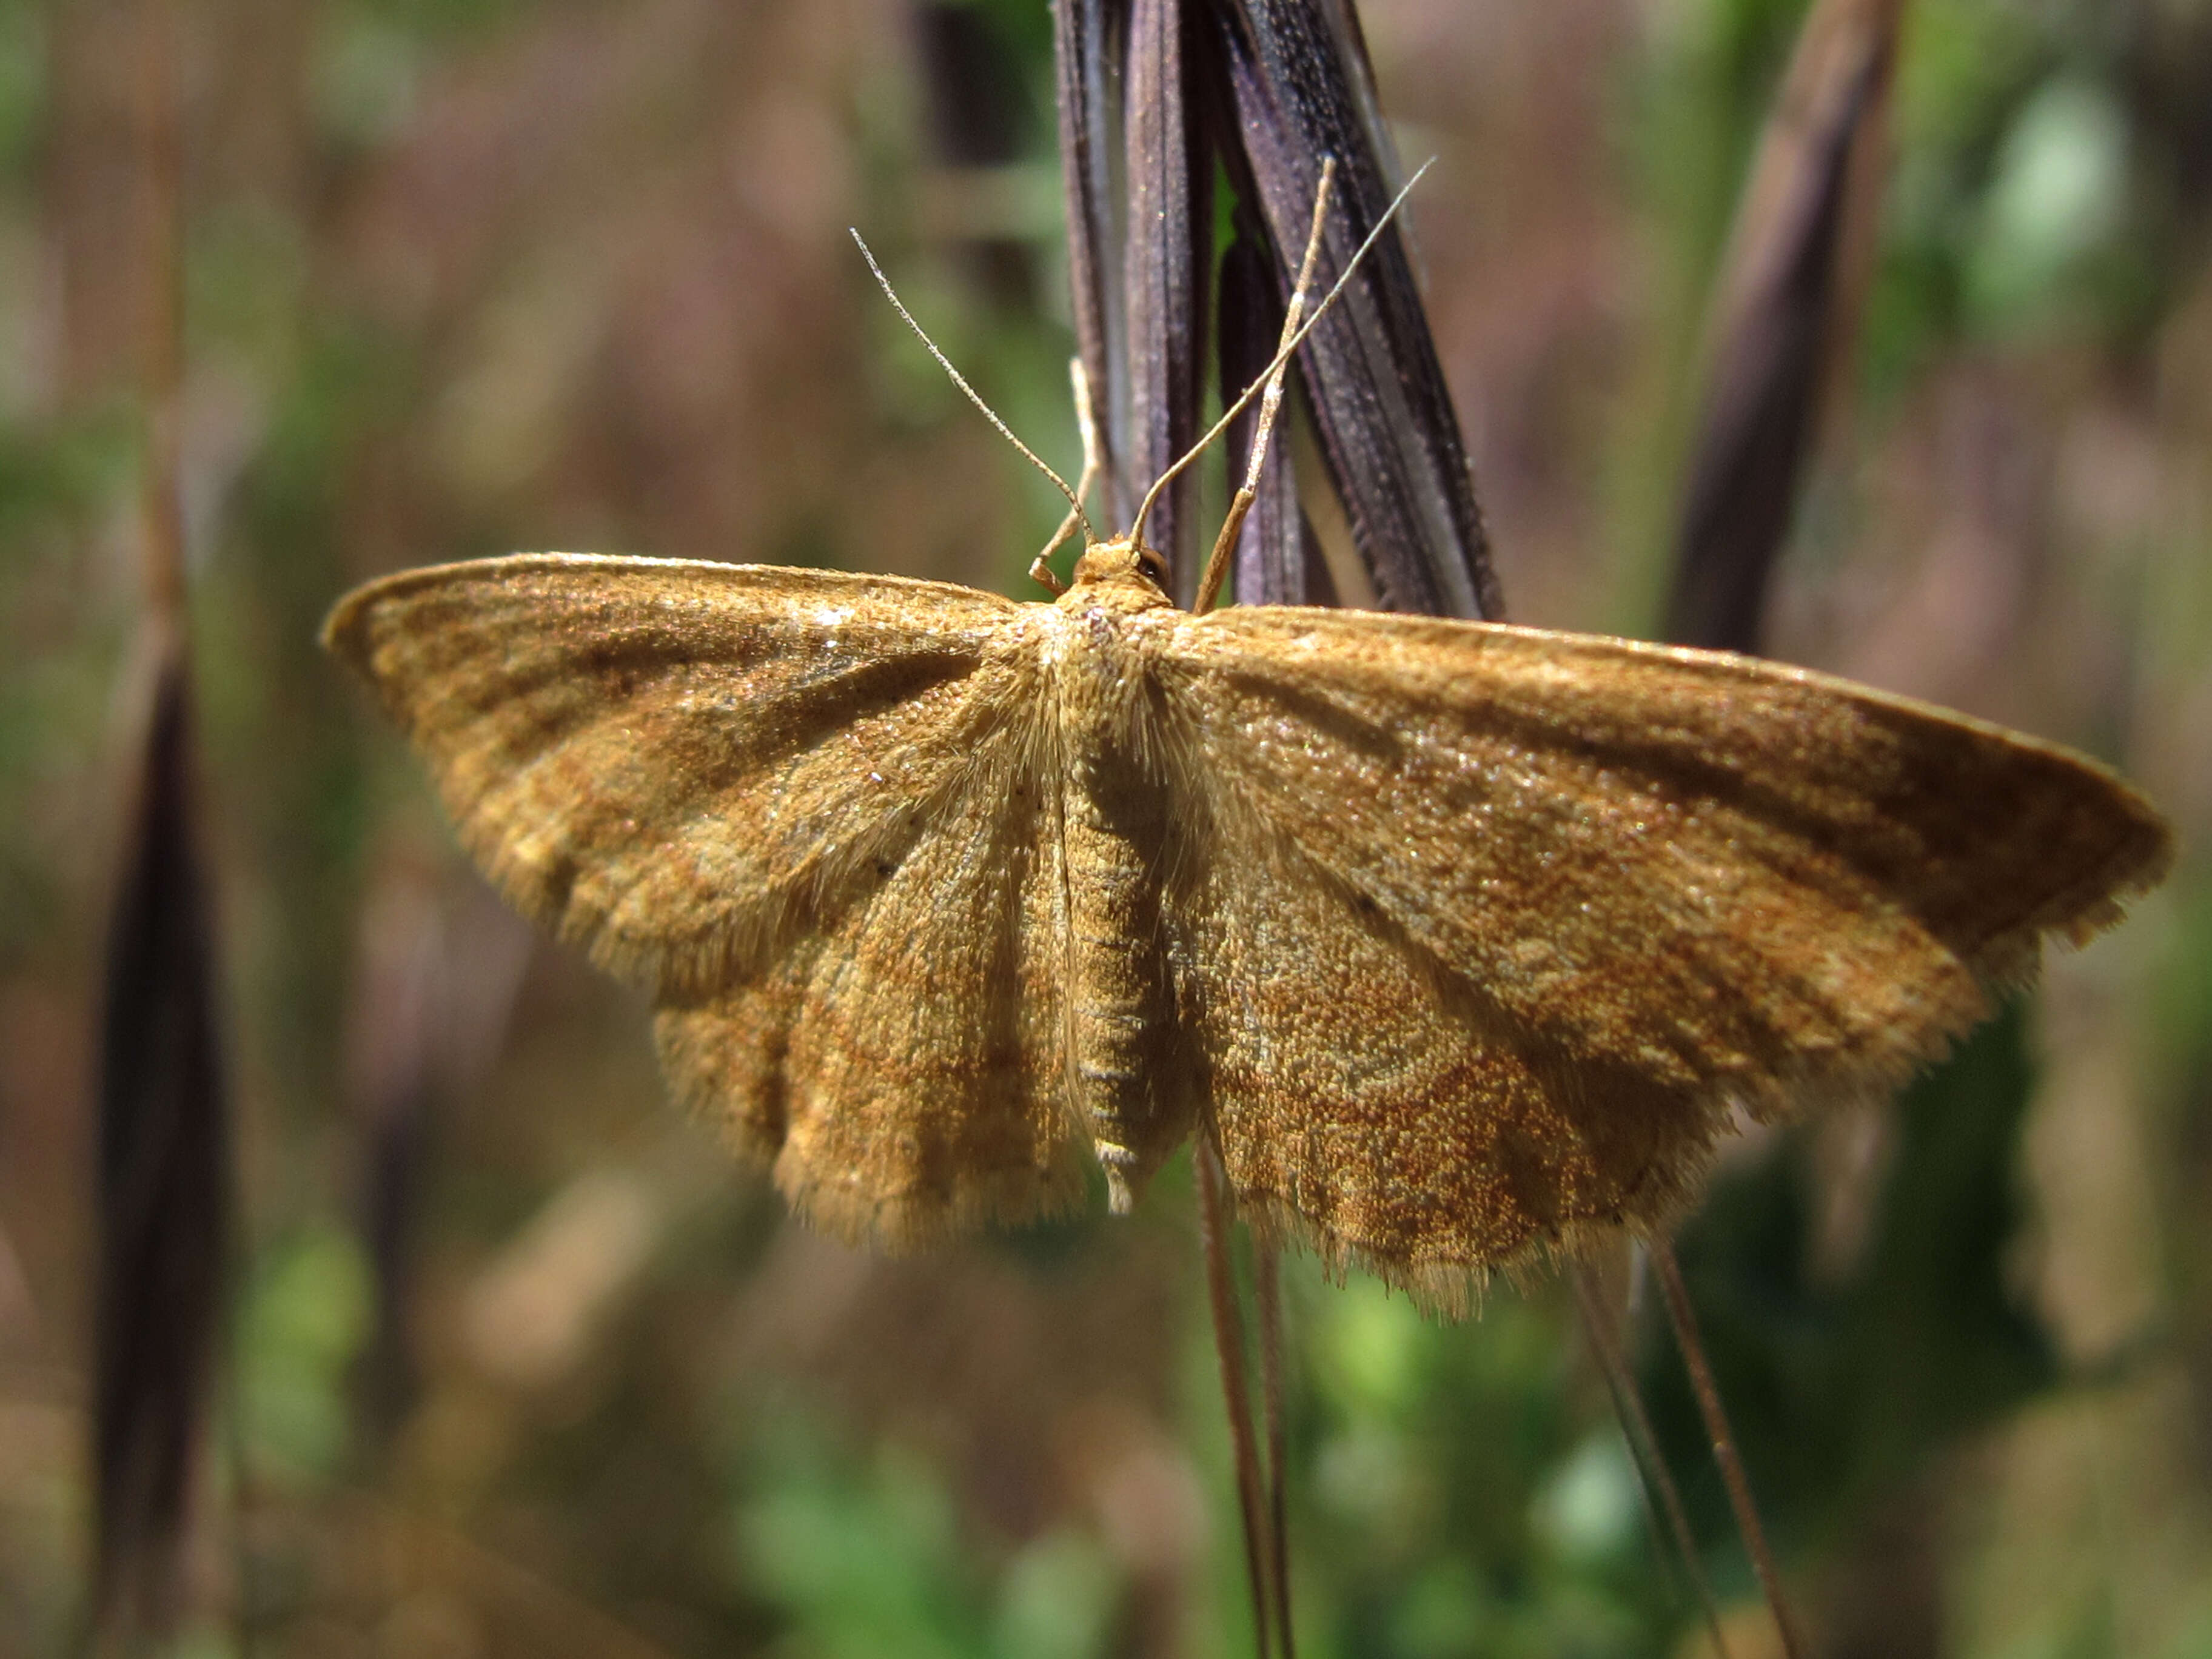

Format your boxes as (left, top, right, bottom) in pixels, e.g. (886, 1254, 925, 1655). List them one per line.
(4, 0, 2211, 1655)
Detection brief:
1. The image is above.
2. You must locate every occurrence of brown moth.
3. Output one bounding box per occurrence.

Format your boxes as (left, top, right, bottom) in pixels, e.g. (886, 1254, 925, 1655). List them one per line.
(325, 173, 2170, 1315)
(322, 535, 2171, 1315)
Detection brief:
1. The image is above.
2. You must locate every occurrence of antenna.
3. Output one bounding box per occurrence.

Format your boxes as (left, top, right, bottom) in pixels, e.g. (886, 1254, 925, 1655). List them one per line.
(1127, 158, 1435, 560)
(851, 231, 1095, 546)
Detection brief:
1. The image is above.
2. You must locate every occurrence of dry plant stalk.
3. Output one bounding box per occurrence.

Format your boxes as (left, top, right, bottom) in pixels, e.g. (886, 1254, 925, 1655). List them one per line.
(1667, 0, 1909, 653)
(1572, 1264, 1732, 1659)
(91, 0, 232, 1644)
(1653, 2, 1913, 1638)
(1654, 1238, 1808, 1659)
(1195, 1149, 1298, 1658)
(1056, 0, 1500, 619)
(1197, 1143, 1279, 1658)
(1252, 1239, 1292, 1657)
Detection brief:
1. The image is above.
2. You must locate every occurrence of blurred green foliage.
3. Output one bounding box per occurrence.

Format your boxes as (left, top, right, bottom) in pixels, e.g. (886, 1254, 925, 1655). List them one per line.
(238, 1226, 375, 1486)
(731, 1403, 1119, 1659)
(1, 0, 2207, 1655)
(1651, 1008, 2053, 1556)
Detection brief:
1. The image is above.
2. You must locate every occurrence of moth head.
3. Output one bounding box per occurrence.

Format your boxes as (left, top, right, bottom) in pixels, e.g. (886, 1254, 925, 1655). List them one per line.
(1071, 538, 1173, 599)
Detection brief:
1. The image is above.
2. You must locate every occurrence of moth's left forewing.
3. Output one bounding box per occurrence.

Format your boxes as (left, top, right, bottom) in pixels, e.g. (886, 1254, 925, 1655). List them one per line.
(328, 555, 1085, 1246)
(1154, 606, 2171, 1300)
(324, 554, 1036, 994)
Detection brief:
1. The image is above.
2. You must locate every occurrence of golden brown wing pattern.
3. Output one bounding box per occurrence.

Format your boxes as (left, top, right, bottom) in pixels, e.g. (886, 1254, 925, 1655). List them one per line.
(654, 742, 1081, 1247)
(1155, 607, 2171, 1308)
(326, 554, 1079, 1238)
(326, 554, 1036, 989)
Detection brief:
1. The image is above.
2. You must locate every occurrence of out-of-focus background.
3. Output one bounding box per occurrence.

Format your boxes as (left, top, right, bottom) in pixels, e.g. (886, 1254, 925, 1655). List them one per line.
(3, 0, 2210, 1655)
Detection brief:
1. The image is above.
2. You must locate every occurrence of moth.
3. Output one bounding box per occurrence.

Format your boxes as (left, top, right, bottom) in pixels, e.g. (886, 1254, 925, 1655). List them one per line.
(324, 540, 2170, 1310)
(324, 186, 2171, 1316)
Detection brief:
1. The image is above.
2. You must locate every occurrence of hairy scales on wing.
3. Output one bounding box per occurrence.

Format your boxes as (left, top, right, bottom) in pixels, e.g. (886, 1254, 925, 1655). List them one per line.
(1159, 607, 2169, 1101)
(330, 554, 1085, 1241)
(324, 555, 1043, 994)
(655, 725, 1082, 1246)
(1145, 605, 2170, 1299)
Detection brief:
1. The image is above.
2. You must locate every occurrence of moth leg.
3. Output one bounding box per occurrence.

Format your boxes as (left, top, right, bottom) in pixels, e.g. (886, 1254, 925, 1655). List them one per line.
(1028, 357, 1104, 595)
(1195, 158, 1335, 613)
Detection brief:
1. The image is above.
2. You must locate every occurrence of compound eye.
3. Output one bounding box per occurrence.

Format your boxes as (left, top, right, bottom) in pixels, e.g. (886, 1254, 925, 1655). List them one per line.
(1135, 548, 1170, 589)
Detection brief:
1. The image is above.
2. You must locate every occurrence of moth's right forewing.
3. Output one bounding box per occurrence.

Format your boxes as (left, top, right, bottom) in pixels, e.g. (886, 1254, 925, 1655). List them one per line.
(323, 554, 1041, 994)
(1162, 608, 2172, 1124)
